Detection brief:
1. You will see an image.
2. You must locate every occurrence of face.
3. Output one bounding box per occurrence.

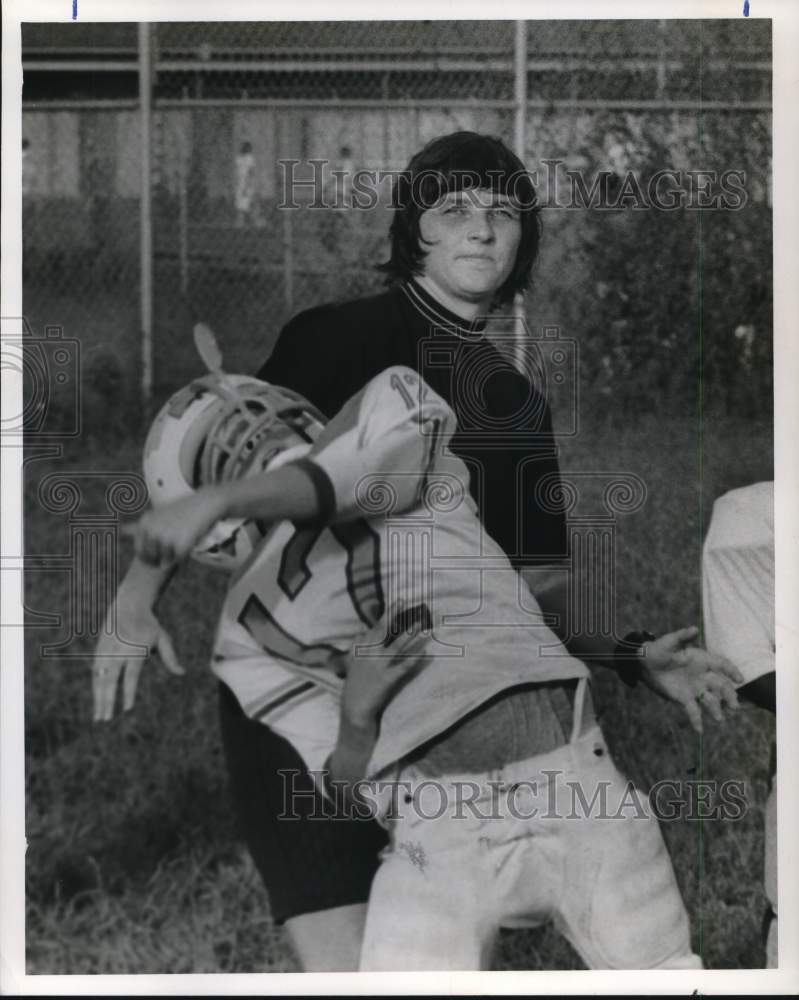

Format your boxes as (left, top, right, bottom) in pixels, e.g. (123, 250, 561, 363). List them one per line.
(416, 187, 522, 316)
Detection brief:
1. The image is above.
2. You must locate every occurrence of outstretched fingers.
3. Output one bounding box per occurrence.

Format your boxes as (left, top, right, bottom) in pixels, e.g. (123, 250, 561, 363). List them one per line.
(671, 625, 700, 646)
(705, 653, 744, 685)
(697, 688, 724, 724)
(682, 695, 704, 734)
(122, 657, 144, 713)
(93, 658, 122, 722)
(156, 628, 184, 676)
(704, 670, 740, 710)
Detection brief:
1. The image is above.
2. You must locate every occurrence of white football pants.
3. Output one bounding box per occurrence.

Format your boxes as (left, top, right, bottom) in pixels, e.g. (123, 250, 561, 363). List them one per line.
(360, 685, 701, 971)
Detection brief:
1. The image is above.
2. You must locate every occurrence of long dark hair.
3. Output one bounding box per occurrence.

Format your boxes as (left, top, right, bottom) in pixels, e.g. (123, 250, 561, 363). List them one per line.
(378, 131, 542, 305)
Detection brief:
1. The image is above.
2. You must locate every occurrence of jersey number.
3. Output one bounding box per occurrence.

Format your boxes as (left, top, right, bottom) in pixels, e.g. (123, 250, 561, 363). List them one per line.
(238, 520, 385, 666)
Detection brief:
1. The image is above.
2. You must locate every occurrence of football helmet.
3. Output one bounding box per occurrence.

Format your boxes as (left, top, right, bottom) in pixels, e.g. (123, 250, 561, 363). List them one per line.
(143, 373, 325, 569)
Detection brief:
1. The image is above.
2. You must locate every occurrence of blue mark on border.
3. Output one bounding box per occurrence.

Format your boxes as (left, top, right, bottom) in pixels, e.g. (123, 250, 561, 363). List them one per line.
(743, 0, 750, 15)
(72, 0, 77, 19)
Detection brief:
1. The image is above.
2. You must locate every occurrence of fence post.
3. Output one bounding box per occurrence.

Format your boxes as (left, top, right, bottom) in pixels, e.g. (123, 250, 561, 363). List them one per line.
(656, 19, 668, 99)
(139, 22, 153, 408)
(282, 112, 294, 317)
(513, 19, 528, 373)
(179, 95, 189, 296)
(283, 201, 294, 316)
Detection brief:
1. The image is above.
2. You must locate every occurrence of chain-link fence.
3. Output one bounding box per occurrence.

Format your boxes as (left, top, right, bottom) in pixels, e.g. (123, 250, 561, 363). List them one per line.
(21, 19, 772, 425)
(18, 22, 775, 975)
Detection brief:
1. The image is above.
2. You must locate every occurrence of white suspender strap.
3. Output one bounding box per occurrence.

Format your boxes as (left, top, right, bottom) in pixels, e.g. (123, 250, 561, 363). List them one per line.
(570, 677, 588, 744)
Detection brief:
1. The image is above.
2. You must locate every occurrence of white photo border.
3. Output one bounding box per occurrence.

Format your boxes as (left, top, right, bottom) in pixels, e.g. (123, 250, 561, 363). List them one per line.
(2, 0, 797, 994)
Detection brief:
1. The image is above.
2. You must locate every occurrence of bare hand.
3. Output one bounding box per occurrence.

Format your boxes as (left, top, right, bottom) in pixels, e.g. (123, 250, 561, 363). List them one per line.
(122, 489, 226, 568)
(338, 644, 421, 731)
(640, 625, 742, 732)
(92, 598, 184, 721)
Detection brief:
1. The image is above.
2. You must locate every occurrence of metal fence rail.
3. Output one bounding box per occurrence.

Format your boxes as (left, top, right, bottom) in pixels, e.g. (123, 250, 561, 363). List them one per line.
(21, 20, 773, 419)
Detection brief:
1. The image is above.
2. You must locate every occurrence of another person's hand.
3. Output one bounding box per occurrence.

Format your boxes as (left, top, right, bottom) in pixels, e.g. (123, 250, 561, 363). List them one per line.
(92, 587, 183, 721)
(337, 642, 420, 733)
(639, 626, 742, 732)
(122, 489, 226, 568)
(326, 631, 422, 797)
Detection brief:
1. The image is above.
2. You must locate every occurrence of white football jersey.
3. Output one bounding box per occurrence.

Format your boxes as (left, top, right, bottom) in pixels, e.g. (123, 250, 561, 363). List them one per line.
(212, 366, 587, 777)
(703, 480, 774, 686)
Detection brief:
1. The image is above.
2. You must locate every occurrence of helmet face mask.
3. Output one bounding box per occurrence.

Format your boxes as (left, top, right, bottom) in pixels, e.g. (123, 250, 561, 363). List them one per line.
(200, 390, 319, 486)
(143, 374, 324, 569)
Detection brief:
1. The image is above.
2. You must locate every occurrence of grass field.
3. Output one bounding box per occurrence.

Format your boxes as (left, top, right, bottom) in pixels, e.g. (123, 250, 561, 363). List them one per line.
(22, 362, 774, 972)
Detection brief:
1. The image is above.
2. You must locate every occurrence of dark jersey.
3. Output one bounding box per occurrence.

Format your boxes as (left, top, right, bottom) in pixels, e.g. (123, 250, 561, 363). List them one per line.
(258, 280, 567, 566)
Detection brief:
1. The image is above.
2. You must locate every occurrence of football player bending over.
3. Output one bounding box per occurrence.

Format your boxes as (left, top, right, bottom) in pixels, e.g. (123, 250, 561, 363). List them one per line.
(703, 481, 776, 967)
(95, 362, 741, 970)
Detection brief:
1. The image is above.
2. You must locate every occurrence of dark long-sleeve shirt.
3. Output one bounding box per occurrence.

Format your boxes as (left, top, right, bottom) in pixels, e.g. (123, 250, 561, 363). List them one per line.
(258, 279, 567, 567)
